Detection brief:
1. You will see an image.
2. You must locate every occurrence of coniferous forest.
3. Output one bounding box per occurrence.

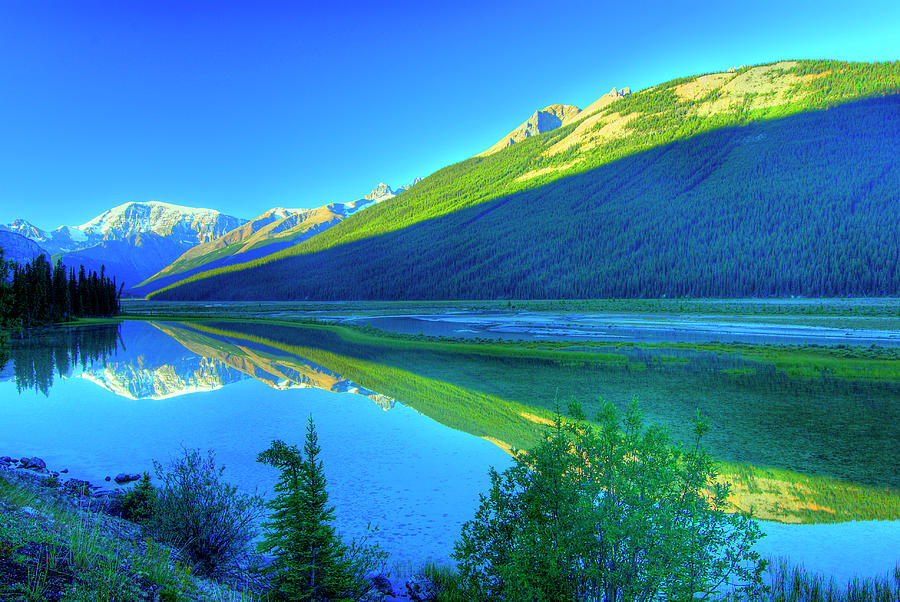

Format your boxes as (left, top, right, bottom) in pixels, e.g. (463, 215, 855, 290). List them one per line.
(152, 95, 900, 301)
(0, 250, 121, 330)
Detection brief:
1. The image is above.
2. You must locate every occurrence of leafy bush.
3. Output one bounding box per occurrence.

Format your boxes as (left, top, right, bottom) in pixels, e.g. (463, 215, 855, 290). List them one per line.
(453, 400, 767, 601)
(119, 473, 156, 524)
(150, 448, 263, 576)
(257, 417, 387, 600)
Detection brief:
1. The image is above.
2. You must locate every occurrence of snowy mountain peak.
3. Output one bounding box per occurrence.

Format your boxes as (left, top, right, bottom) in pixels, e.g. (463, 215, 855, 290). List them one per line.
(266, 207, 302, 219)
(74, 201, 244, 245)
(3, 219, 50, 242)
(364, 183, 395, 202)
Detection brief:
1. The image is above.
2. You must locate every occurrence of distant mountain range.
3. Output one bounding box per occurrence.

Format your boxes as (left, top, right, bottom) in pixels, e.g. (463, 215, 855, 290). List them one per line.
(144, 60, 900, 300)
(0, 179, 419, 293)
(0, 201, 244, 289)
(131, 179, 420, 296)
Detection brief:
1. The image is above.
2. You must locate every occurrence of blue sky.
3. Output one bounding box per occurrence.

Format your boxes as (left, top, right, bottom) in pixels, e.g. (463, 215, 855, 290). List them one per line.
(1, 0, 898, 230)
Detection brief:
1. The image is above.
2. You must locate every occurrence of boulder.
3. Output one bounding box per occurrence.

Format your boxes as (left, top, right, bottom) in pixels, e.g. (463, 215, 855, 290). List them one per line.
(20, 457, 47, 471)
(371, 574, 394, 597)
(114, 473, 141, 485)
(0, 456, 12, 463)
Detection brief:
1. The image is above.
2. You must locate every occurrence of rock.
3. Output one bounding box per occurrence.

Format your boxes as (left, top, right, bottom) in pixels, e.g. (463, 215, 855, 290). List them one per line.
(0, 456, 12, 463)
(371, 574, 394, 597)
(20, 457, 46, 471)
(406, 579, 436, 602)
(61, 468, 68, 473)
(52, 471, 59, 477)
(114, 473, 140, 485)
(105, 476, 111, 482)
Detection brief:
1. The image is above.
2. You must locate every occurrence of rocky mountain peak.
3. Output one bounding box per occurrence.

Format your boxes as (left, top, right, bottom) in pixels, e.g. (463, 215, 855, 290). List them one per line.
(364, 183, 396, 202)
(479, 104, 582, 157)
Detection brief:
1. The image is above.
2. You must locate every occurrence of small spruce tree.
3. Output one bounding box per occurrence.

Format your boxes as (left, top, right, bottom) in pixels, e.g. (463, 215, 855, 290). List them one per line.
(257, 416, 386, 601)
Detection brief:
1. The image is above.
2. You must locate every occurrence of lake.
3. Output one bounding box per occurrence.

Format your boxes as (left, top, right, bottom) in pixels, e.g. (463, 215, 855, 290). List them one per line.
(0, 317, 898, 582)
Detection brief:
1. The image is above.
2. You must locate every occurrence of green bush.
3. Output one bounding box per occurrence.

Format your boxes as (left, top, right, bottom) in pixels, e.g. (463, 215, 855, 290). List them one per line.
(119, 473, 156, 524)
(453, 400, 767, 601)
(149, 448, 263, 576)
(257, 417, 387, 601)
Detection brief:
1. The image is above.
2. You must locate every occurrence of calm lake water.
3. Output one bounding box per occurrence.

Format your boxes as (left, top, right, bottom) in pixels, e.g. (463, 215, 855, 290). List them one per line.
(1, 319, 898, 581)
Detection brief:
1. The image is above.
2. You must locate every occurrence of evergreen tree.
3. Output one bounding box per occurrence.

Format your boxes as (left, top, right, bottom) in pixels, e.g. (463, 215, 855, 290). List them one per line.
(257, 417, 385, 601)
(68, 266, 80, 317)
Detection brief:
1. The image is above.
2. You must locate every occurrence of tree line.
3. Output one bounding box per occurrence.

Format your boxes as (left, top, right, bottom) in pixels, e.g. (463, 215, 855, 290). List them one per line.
(0, 248, 122, 330)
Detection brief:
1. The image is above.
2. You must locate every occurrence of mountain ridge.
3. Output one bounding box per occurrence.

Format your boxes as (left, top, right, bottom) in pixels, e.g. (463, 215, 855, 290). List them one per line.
(132, 180, 420, 294)
(145, 59, 900, 300)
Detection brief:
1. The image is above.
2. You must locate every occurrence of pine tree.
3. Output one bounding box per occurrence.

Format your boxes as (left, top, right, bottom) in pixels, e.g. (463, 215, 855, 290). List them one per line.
(257, 417, 385, 601)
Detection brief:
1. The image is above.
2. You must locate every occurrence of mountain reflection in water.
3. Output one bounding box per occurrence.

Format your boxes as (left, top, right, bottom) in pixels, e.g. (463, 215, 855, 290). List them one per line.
(0, 320, 506, 567)
(4, 321, 395, 410)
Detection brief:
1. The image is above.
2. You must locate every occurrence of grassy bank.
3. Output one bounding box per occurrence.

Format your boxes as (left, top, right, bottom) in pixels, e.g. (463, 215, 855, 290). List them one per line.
(121, 297, 900, 319)
(0, 470, 256, 601)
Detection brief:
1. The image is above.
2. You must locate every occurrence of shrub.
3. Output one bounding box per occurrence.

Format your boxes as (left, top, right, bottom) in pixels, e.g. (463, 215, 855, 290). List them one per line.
(150, 448, 263, 576)
(257, 417, 387, 600)
(453, 400, 768, 601)
(119, 473, 156, 524)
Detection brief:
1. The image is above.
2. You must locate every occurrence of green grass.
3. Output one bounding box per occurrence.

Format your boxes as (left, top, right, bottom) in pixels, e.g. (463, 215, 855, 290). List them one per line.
(767, 557, 900, 601)
(413, 558, 900, 602)
(0, 474, 249, 600)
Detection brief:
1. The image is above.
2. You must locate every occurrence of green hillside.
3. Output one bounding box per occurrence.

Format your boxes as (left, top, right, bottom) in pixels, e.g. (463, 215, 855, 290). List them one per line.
(149, 60, 900, 300)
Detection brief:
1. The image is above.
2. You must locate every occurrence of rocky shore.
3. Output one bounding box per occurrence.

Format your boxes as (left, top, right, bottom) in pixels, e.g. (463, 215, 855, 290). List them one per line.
(0, 454, 439, 600)
(0, 454, 139, 514)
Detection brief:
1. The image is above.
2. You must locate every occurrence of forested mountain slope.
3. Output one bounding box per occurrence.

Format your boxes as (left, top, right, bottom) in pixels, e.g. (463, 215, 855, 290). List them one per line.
(149, 60, 900, 300)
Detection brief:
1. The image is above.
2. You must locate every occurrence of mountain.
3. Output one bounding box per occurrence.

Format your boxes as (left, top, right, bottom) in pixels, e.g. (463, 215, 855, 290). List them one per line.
(479, 103, 586, 156)
(77, 201, 243, 246)
(134, 181, 418, 296)
(155, 322, 396, 409)
(142, 60, 900, 300)
(1, 201, 244, 290)
(0, 231, 49, 265)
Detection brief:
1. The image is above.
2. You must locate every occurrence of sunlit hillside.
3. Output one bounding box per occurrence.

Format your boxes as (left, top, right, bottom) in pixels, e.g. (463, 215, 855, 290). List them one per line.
(147, 60, 900, 300)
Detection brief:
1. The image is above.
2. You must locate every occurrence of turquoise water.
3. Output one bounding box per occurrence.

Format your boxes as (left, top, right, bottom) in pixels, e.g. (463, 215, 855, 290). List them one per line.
(1, 320, 898, 581)
(0, 321, 511, 567)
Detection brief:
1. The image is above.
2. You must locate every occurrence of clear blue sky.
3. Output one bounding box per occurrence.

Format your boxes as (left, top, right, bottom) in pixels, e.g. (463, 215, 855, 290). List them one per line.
(1, 0, 898, 230)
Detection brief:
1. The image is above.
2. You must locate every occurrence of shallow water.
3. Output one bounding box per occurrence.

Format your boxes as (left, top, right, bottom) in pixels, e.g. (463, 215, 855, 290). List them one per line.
(1, 320, 897, 579)
(0, 322, 511, 567)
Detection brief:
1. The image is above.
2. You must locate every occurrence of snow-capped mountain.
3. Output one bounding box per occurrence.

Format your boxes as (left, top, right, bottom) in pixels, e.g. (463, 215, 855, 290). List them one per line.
(77, 201, 243, 246)
(362, 178, 423, 203)
(1, 201, 245, 290)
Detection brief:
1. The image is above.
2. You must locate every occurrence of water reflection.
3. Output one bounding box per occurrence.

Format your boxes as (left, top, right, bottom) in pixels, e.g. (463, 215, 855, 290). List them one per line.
(4, 324, 122, 395)
(4, 319, 899, 525)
